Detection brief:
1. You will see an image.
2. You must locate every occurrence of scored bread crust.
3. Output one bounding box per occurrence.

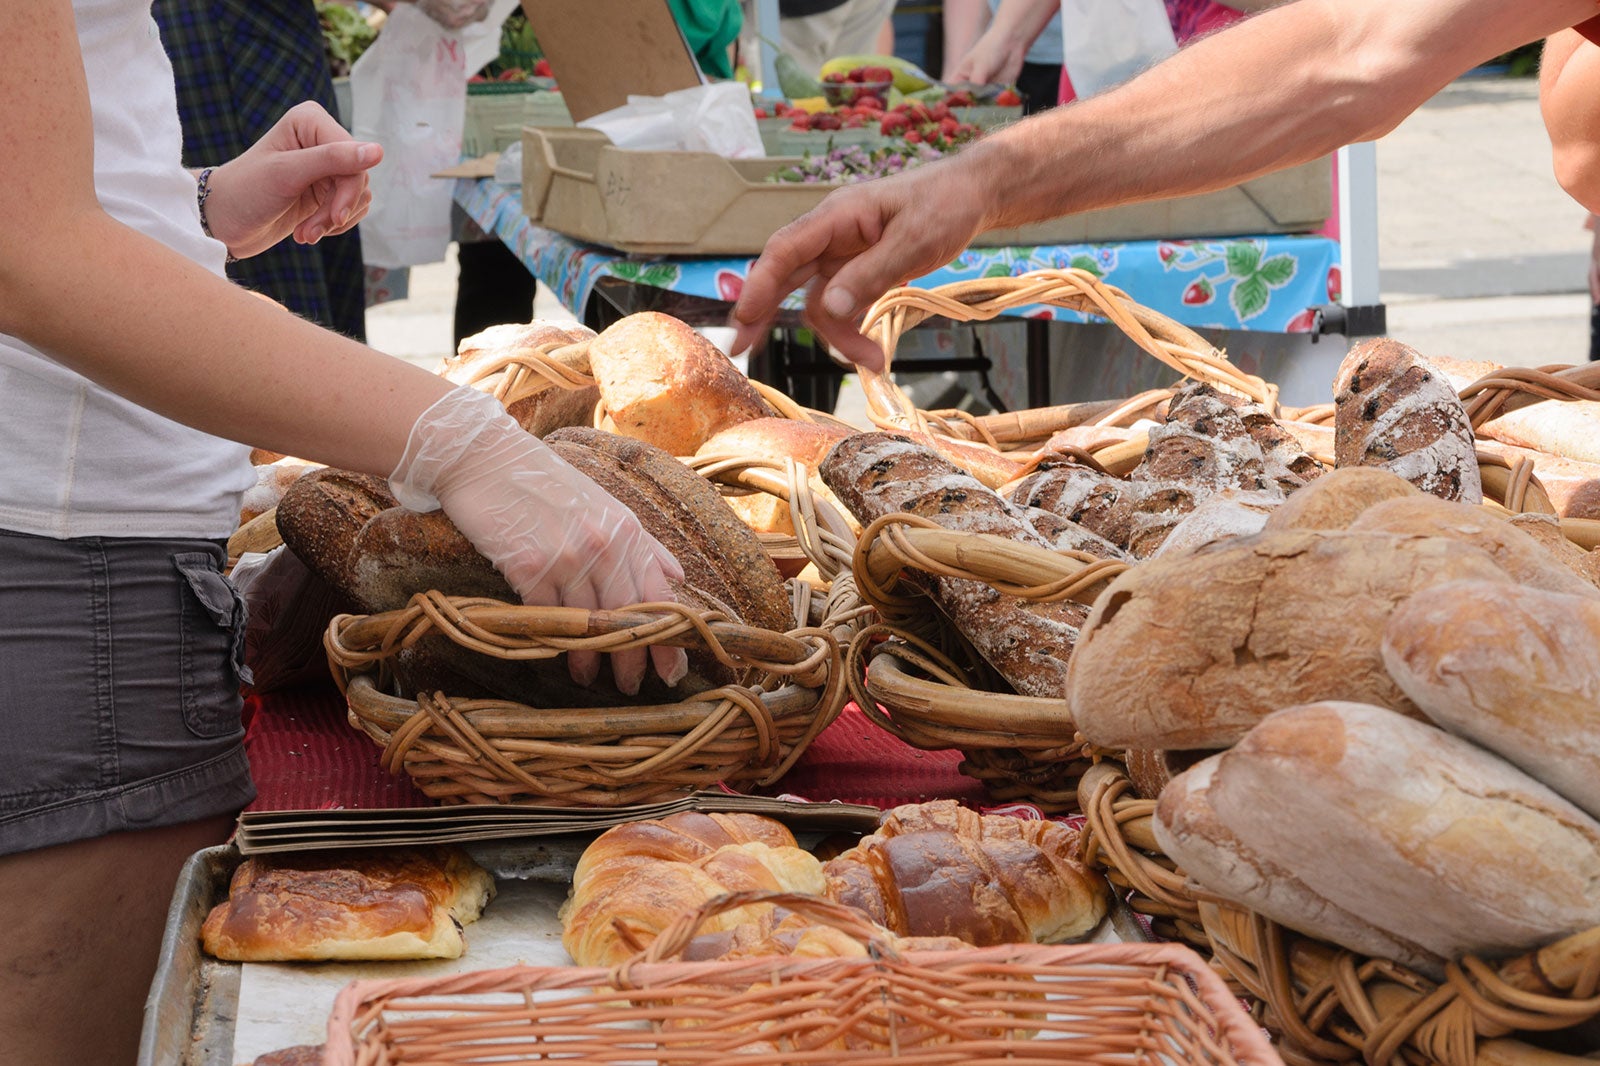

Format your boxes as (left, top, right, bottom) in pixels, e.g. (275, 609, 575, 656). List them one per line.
(200, 847, 494, 962)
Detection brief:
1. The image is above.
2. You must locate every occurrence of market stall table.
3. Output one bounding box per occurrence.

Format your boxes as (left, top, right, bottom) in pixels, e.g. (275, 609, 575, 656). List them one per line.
(452, 176, 1341, 409)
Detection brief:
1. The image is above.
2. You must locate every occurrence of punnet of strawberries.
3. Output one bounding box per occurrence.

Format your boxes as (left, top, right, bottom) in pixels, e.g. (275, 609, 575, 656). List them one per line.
(759, 92, 983, 148)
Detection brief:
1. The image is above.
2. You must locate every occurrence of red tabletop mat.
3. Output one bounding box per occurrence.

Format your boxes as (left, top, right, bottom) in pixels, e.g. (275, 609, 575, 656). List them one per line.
(242, 686, 986, 813)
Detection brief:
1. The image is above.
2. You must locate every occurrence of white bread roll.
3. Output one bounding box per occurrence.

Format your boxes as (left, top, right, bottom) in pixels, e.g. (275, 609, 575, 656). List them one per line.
(1383, 580, 1600, 820)
(1065, 530, 1510, 749)
(1347, 495, 1600, 599)
(1206, 702, 1600, 961)
(1154, 755, 1443, 974)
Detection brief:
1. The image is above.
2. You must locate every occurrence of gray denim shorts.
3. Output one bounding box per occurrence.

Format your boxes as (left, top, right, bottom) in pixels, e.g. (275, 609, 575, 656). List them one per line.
(0, 528, 257, 856)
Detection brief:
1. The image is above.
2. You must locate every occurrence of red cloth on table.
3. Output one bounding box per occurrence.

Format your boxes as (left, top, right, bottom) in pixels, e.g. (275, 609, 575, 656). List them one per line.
(241, 685, 986, 812)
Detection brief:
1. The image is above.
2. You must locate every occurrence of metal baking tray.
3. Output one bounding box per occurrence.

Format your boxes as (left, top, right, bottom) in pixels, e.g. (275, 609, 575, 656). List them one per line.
(136, 837, 592, 1066)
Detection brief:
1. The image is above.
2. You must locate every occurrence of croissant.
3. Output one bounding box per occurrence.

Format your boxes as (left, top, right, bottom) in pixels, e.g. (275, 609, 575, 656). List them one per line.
(822, 800, 1109, 945)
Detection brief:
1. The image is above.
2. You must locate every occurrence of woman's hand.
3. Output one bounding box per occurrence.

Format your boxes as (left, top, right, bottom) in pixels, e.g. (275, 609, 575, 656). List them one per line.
(949, 26, 1029, 86)
(414, 0, 494, 29)
(202, 101, 382, 259)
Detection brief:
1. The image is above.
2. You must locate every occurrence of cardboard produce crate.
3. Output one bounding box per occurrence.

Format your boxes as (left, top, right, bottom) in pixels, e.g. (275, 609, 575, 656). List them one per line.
(522, 126, 1332, 256)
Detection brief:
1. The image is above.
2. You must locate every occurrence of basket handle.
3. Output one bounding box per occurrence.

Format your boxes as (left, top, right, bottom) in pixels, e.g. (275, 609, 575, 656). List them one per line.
(631, 890, 898, 967)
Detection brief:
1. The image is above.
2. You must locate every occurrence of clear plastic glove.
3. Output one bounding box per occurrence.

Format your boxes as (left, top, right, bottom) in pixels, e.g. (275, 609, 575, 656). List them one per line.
(413, 0, 493, 29)
(390, 386, 688, 695)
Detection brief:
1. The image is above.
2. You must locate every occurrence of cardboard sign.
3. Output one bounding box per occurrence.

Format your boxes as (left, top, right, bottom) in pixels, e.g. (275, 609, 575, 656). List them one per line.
(518, 0, 703, 123)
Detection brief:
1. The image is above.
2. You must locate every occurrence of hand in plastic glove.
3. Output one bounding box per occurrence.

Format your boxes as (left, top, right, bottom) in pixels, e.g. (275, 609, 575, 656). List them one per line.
(390, 386, 688, 695)
(414, 0, 494, 29)
(202, 102, 381, 259)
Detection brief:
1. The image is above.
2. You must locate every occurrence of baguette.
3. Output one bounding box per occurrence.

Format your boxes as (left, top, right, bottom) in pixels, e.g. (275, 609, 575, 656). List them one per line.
(1008, 460, 1198, 557)
(1132, 383, 1278, 495)
(1205, 702, 1600, 960)
(1383, 580, 1600, 820)
(821, 433, 1087, 699)
(1065, 529, 1511, 749)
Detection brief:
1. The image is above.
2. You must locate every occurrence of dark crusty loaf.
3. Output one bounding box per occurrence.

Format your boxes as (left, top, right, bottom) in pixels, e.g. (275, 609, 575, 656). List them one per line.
(546, 428, 793, 635)
(1132, 383, 1279, 496)
(1007, 460, 1196, 558)
(1205, 386, 1326, 491)
(275, 469, 399, 603)
(820, 433, 1087, 700)
(1333, 338, 1482, 502)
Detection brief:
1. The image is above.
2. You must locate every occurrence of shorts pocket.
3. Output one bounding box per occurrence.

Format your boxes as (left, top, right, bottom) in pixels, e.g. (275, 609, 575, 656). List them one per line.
(175, 551, 253, 739)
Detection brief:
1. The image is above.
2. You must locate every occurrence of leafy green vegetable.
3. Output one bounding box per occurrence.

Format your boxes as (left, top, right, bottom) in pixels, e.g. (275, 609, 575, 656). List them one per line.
(317, 1, 377, 77)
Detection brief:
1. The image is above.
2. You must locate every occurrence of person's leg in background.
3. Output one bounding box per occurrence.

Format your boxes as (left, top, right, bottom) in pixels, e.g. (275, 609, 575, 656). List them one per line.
(1588, 214, 1600, 361)
(1014, 60, 1062, 113)
(454, 235, 538, 347)
(0, 817, 234, 1066)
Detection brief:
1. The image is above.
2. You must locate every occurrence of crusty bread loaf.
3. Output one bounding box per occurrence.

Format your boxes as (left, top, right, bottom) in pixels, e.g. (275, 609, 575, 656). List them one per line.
(1008, 460, 1197, 557)
(1065, 529, 1512, 749)
(1210, 389, 1326, 491)
(585, 312, 775, 456)
(201, 847, 495, 961)
(1022, 506, 1129, 560)
(1506, 512, 1600, 589)
(1120, 748, 1206, 802)
(275, 469, 399, 602)
(695, 418, 852, 535)
(1348, 495, 1600, 599)
(905, 431, 1030, 489)
(1151, 490, 1280, 557)
(1333, 338, 1482, 502)
(1204, 701, 1600, 960)
(1475, 438, 1600, 520)
(441, 321, 601, 437)
(346, 508, 515, 611)
(1154, 753, 1444, 973)
(1132, 383, 1279, 496)
(548, 428, 792, 634)
(240, 459, 318, 526)
(1383, 581, 1600, 820)
(1262, 466, 1422, 532)
(820, 433, 1088, 699)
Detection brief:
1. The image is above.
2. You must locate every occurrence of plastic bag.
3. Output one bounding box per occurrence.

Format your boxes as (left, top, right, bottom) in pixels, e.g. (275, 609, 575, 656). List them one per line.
(351, 0, 519, 266)
(1058, 0, 1178, 100)
(579, 82, 765, 159)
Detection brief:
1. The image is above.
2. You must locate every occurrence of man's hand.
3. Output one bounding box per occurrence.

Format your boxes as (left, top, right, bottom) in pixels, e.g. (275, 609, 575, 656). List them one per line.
(949, 30, 1028, 86)
(202, 102, 381, 259)
(414, 0, 493, 29)
(730, 156, 995, 372)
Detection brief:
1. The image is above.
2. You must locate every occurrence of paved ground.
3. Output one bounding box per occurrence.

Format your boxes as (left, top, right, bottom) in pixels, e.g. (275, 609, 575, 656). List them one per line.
(368, 74, 1593, 400)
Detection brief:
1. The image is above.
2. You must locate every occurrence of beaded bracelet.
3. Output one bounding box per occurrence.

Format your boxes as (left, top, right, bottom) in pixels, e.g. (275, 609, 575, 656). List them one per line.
(195, 166, 238, 263)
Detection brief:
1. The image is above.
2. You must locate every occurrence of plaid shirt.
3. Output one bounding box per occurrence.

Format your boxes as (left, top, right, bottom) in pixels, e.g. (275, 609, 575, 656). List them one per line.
(153, 0, 367, 341)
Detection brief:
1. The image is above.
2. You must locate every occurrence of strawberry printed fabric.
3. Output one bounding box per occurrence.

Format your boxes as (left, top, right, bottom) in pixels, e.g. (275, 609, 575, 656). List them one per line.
(455, 178, 1340, 333)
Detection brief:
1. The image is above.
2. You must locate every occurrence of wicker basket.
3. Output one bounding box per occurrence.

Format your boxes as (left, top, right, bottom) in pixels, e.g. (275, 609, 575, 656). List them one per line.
(323, 890, 1283, 1066)
(1079, 761, 1600, 1066)
(324, 591, 845, 806)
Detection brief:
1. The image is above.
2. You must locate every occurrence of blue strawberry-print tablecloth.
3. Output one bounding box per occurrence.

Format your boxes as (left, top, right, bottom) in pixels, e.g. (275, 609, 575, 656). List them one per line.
(454, 178, 1341, 333)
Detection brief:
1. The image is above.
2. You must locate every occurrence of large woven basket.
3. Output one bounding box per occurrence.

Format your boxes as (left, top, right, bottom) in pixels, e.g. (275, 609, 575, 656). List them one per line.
(323, 890, 1282, 1066)
(1077, 761, 1600, 1066)
(324, 590, 846, 807)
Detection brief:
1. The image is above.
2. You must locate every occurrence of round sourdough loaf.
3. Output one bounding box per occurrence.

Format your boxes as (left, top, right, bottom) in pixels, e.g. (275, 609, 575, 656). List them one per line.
(1065, 529, 1511, 749)
(1383, 580, 1600, 820)
(441, 321, 600, 438)
(1202, 701, 1600, 961)
(1153, 753, 1444, 974)
(585, 312, 775, 456)
(1262, 466, 1421, 532)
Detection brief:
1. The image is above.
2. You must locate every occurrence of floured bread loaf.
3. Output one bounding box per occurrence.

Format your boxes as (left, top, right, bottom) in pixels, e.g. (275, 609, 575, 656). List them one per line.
(821, 433, 1089, 699)
(1384, 580, 1600, 820)
(1333, 338, 1481, 502)
(1202, 702, 1600, 961)
(1154, 753, 1444, 974)
(440, 321, 600, 437)
(1347, 495, 1600, 599)
(1151, 490, 1280, 557)
(1065, 529, 1511, 749)
(201, 846, 495, 961)
(1008, 460, 1197, 557)
(586, 312, 775, 455)
(1132, 383, 1280, 496)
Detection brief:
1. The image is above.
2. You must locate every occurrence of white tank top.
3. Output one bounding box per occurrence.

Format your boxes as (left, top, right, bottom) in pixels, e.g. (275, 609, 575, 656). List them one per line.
(0, 0, 254, 539)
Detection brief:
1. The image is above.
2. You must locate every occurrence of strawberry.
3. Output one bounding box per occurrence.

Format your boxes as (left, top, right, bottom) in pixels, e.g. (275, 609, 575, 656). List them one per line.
(939, 116, 960, 137)
(880, 112, 910, 135)
(824, 71, 848, 84)
(905, 129, 923, 143)
(1182, 277, 1215, 306)
(468, 74, 487, 83)
(864, 66, 894, 84)
(844, 115, 866, 128)
(497, 68, 525, 82)
(812, 112, 842, 131)
(945, 90, 975, 107)
(930, 102, 951, 121)
(790, 113, 812, 130)
(995, 88, 1022, 106)
(533, 58, 553, 78)
(854, 94, 885, 112)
